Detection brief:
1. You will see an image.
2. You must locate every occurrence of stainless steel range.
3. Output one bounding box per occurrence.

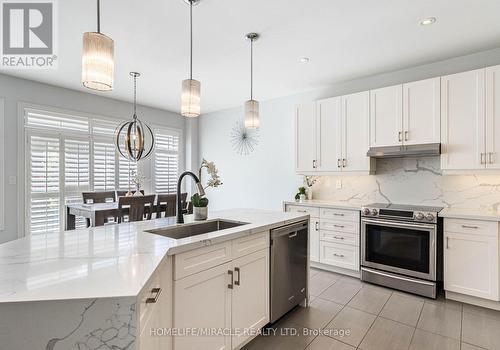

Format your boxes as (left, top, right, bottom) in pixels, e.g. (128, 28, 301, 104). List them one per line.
(360, 203, 443, 298)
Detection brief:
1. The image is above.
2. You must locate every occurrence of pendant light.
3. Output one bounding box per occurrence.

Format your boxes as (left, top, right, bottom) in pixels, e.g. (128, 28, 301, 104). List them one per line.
(181, 0, 201, 117)
(115, 73, 155, 162)
(82, 0, 114, 91)
(244, 33, 260, 129)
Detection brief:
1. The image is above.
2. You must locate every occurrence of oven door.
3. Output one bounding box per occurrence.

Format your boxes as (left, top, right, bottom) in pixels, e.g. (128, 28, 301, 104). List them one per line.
(361, 218, 436, 281)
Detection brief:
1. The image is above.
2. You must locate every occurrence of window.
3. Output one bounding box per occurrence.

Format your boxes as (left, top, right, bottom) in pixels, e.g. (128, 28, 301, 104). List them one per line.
(153, 128, 180, 193)
(24, 107, 182, 235)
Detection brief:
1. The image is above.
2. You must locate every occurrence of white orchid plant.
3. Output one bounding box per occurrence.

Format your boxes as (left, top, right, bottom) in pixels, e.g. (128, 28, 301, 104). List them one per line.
(198, 159, 223, 190)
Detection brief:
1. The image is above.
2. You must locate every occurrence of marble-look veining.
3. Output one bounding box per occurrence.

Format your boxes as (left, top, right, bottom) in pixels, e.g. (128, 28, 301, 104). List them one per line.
(309, 157, 500, 211)
(0, 209, 307, 303)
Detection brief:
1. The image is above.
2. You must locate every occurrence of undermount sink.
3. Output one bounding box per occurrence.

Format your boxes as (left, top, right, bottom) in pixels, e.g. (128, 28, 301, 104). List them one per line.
(146, 219, 249, 240)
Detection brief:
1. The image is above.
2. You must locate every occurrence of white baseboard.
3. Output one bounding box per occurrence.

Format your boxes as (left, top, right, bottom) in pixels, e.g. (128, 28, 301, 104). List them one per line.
(310, 261, 360, 278)
(446, 291, 500, 311)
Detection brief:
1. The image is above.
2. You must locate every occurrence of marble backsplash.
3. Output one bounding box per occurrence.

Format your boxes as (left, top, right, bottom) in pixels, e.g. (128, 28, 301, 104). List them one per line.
(310, 156, 500, 210)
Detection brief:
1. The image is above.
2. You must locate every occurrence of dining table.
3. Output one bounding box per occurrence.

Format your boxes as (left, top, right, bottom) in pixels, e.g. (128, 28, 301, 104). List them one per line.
(65, 202, 128, 230)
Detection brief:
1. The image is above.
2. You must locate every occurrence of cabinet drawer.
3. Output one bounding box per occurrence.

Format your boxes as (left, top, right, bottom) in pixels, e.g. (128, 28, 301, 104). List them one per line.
(320, 242, 360, 271)
(138, 271, 162, 335)
(320, 208, 360, 222)
(174, 241, 232, 280)
(320, 230, 359, 246)
(285, 205, 320, 218)
(320, 219, 359, 234)
(444, 219, 498, 236)
(232, 231, 269, 259)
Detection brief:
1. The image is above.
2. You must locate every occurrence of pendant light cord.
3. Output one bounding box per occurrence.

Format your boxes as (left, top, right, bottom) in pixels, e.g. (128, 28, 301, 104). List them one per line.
(250, 38, 254, 100)
(97, 0, 100, 33)
(189, 0, 193, 80)
(133, 74, 137, 119)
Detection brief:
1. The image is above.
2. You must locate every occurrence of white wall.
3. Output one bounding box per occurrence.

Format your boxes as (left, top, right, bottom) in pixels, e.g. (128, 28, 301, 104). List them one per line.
(0, 73, 189, 244)
(199, 47, 500, 211)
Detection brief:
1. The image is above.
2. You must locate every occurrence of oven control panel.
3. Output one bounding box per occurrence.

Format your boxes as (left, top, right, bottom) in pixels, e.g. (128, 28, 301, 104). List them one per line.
(361, 207, 438, 223)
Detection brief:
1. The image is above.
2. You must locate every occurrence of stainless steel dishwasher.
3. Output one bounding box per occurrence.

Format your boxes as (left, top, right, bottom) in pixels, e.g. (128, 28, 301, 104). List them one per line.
(270, 220, 308, 323)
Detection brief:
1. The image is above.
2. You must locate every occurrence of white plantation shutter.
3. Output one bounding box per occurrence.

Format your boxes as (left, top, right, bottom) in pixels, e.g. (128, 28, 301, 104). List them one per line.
(64, 139, 90, 192)
(28, 135, 61, 234)
(26, 109, 89, 133)
(93, 141, 116, 191)
(153, 129, 180, 193)
(119, 158, 137, 190)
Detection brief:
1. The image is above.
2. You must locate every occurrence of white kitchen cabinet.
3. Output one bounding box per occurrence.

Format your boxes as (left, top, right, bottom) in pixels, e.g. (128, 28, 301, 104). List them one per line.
(441, 69, 486, 171)
(444, 229, 499, 301)
(295, 102, 316, 172)
(317, 97, 342, 171)
(342, 91, 371, 172)
(310, 218, 320, 262)
(231, 249, 269, 349)
(370, 84, 403, 147)
(319, 241, 360, 271)
(173, 263, 232, 350)
(403, 77, 441, 145)
(486, 65, 500, 169)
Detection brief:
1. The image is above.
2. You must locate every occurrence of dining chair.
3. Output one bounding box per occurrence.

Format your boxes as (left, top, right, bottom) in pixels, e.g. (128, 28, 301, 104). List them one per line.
(81, 191, 117, 227)
(116, 195, 156, 223)
(156, 193, 188, 218)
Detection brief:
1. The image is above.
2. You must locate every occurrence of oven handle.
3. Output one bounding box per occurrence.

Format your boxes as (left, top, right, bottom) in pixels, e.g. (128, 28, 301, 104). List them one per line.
(361, 218, 436, 231)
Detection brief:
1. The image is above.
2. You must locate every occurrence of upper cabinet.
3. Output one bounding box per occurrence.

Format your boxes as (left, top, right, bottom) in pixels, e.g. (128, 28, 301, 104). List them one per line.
(370, 85, 403, 147)
(370, 78, 440, 148)
(441, 69, 485, 171)
(403, 77, 441, 145)
(295, 93, 371, 174)
(486, 65, 500, 169)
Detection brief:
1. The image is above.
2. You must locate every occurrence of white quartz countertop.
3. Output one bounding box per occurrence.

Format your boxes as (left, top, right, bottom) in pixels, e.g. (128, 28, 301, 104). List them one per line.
(283, 199, 362, 210)
(0, 209, 308, 303)
(439, 207, 500, 222)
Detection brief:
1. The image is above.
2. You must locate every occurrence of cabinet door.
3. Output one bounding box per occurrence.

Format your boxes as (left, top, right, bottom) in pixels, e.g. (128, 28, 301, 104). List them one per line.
(317, 97, 342, 171)
(441, 69, 486, 170)
(310, 218, 320, 262)
(232, 249, 269, 349)
(342, 91, 370, 172)
(403, 77, 440, 145)
(486, 65, 500, 169)
(444, 232, 499, 301)
(369, 85, 403, 147)
(173, 263, 232, 350)
(295, 103, 316, 172)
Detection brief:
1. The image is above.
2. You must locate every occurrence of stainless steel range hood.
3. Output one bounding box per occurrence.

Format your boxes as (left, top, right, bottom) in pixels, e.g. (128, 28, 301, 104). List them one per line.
(366, 143, 441, 158)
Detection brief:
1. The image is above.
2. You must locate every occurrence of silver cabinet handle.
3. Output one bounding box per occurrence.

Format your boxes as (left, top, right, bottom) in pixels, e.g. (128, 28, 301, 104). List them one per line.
(297, 209, 307, 213)
(489, 152, 494, 164)
(333, 236, 345, 240)
(146, 288, 162, 304)
(289, 232, 298, 238)
(333, 213, 345, 217)
(462, 225, 479, 229)
(404, 131, 409, 141)
(342, 158, 346, 167)
(446, 236, 449, 249)
(234, 267, 240, 286)
(333, 253, 345, 258)
(337, 159, 341, 168)
(398, 131, 402, 142)
(228, 270, 234, 289)
(480, 153, 485, 165)
(312, 160, 317, 169)
(333, 224, 345, 228)
(315, 222, 319, 231)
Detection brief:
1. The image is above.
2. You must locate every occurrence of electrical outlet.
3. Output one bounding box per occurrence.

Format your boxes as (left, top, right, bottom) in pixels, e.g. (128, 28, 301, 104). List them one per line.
(336, 179, 342, 189)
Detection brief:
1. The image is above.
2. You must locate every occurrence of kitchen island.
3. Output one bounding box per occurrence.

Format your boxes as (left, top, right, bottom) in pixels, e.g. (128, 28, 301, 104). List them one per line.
(0, 209, 309, 350)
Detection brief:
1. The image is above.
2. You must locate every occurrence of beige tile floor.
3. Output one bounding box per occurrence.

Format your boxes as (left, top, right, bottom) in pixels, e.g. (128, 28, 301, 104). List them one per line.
(243, 268, 500, 350)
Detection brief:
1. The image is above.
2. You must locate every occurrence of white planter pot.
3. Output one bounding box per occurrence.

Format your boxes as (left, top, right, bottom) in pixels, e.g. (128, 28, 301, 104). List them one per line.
(194, 207, 208, 221)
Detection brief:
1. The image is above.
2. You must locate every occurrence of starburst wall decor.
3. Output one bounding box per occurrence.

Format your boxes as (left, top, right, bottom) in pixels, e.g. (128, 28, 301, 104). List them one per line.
(231, 120, 259, 155)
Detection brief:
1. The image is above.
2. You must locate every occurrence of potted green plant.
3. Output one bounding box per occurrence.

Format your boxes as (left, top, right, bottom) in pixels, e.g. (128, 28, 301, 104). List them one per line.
(191, 193, 209, 221)
(192, 159, 223, 221)
(295, 187, 307, 202)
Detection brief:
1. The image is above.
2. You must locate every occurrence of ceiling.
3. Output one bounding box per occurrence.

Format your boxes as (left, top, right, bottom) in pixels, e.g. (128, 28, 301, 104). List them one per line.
(3, 0, 500, 114)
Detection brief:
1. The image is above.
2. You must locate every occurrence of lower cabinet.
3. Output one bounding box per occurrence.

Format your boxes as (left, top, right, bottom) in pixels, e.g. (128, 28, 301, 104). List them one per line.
(310, 218, 320, 262)
(173, 248, 269, 350)
(444, 221, 499, 301)
(319, 241, 359, 271)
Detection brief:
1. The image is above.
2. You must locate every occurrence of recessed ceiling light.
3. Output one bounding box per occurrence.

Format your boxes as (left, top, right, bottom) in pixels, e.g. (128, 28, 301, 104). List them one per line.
(299, 57, 310, 63)
(419, 17, 436, 26)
